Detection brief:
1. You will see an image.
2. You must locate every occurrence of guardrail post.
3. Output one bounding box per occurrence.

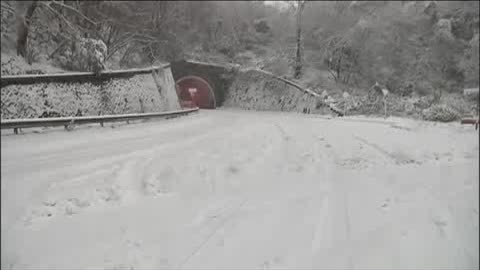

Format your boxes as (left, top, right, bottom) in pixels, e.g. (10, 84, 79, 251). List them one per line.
(98, 110, 104, 127)
(383, 97, 387, 119)
(64, 118, 75, 131)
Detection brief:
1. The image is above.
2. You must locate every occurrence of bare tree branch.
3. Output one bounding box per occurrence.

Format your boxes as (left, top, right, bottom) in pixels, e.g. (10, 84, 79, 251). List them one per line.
(49, 1, 97, 26)
(1, 2, 16, 15)
(40, 2, 76, 32)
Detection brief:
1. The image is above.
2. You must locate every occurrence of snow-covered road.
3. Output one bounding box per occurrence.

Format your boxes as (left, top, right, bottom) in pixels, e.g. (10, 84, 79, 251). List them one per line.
(1, 109, 478, 269)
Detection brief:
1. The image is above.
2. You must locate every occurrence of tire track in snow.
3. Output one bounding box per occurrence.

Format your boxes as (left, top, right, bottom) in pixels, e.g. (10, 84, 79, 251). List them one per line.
(273, 122, 317, 175)
(175, 122, 325, 268)
(6, 120, 246, 228)
(177, 200, 247, 269)
(171, 121, 286, 268)
(353, 135, 419, 166)
(314, 131, 355, 269)
(310, 195, 331, 256)
(308, 131, 335, 264)
(1, 113, 235, 179)
(273, 122, 352, 267)
(21, 157, 149, 226)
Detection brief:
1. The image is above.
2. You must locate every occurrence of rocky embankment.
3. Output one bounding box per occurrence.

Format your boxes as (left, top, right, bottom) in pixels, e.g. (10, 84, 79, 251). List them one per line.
(223, 69, 335, 115)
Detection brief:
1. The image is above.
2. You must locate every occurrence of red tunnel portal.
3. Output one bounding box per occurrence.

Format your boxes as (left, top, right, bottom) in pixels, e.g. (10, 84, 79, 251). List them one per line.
(175, 76, 216, 109)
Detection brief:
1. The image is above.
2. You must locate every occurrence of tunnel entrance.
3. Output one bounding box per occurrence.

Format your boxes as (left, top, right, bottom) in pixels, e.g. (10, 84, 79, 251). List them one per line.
(175, 76, 216, 109)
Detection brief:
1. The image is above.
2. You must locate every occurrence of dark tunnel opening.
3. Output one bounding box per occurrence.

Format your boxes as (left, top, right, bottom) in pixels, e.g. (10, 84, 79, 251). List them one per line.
(175, 76, 216, 109)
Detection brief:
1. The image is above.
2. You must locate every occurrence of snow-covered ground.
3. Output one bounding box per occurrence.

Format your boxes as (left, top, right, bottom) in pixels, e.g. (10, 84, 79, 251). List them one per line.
(1, 109, 478, 269)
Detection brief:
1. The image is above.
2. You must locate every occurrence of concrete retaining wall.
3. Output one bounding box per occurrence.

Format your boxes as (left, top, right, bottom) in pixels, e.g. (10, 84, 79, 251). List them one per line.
(1, 68, 180, 119)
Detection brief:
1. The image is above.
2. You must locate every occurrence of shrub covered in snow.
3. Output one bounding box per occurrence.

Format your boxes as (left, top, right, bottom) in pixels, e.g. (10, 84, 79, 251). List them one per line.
(440, 93, 478, 117)
(1, 54, 44, 75)
(422, 104, 460, 122)
(55, 37, 107, 73)
(1, 54, 65, 76)
(1, 55, 30, 76)
(75, 38, 107, 73)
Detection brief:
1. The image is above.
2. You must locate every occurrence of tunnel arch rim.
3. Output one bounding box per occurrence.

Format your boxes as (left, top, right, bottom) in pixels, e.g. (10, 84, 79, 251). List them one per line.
(175, 75, 216, 109)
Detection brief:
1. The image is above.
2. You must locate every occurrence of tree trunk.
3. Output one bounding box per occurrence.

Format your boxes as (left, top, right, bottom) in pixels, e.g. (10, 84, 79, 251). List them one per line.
(16, 0, 38, 59)
(294, 1, 306, 79)
(294, 23, 302, 79)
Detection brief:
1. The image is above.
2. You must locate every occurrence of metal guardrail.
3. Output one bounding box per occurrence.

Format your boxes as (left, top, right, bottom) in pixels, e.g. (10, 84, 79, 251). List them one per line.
(0, 65, 171, 87)
(463, 88, 479, 96)
(1, 108, 199, 132)
(460, 118, 479, 130)
(1, 64, 190, 134)
(461, 88, 479, 129)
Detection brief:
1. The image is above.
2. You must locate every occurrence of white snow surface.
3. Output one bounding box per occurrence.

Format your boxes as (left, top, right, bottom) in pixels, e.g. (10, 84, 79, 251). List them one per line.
(1, 109, 479, 269)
